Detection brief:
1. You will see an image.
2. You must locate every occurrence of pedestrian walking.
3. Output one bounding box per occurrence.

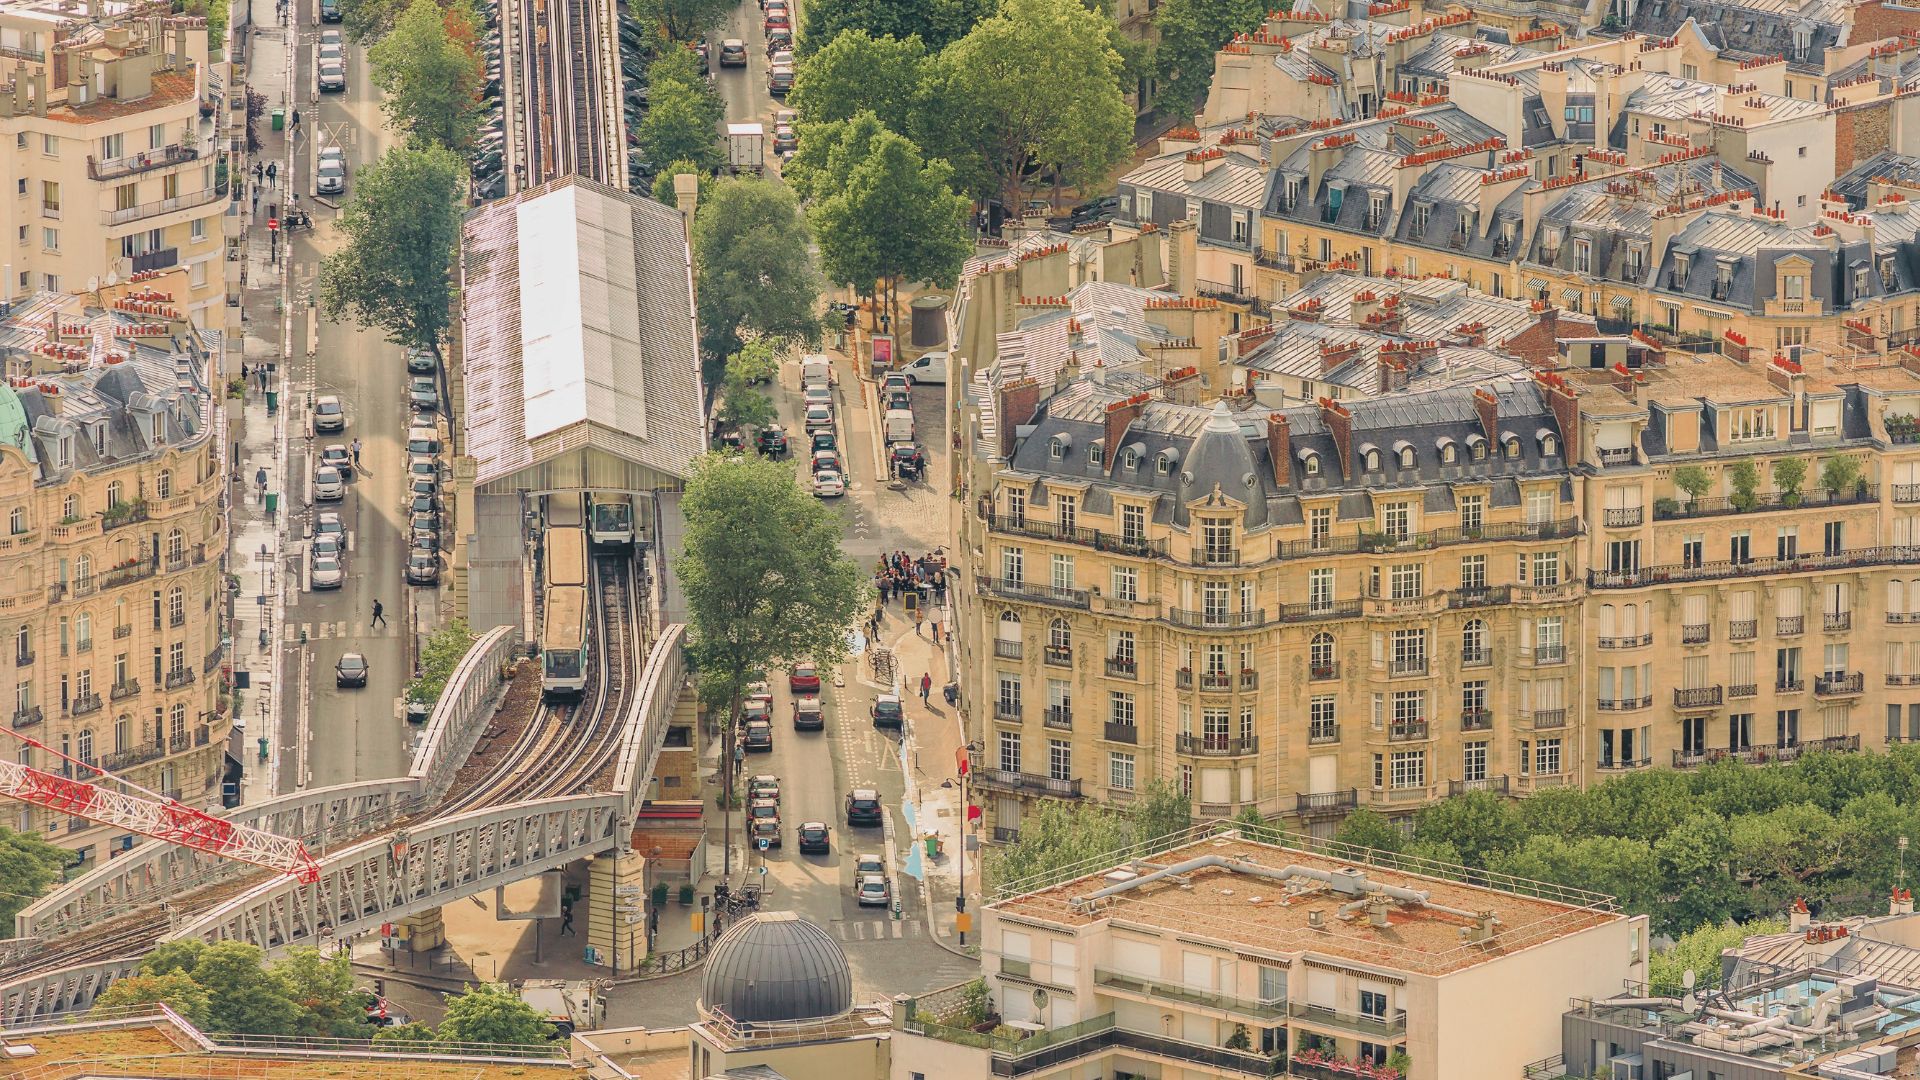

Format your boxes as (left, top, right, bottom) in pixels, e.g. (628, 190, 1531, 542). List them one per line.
(350, 438, 361, 467)
(920, 672, 933, 704)
(254, 466, 267, 499)
(253, 161, 264, 183)
(291, 108, 301, 130)
(257, 366, 268, 392)
(559, 901, 576, 936)
(914, 610, 924, 636)
(266, 161, 277, 187)
(931, 620, 941, 644)
(370, 599, 387, 629)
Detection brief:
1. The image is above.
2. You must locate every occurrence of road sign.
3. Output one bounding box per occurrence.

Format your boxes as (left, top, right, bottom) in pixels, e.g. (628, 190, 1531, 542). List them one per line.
(614, 904, 640, 914)
(757, 838, 770, 851)
(613, 884, 642, 896)
(268, 217, 279, 232)
(584, 946, 603, 966)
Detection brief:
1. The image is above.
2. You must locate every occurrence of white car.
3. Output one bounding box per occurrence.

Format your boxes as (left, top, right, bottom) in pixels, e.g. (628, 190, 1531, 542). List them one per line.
(316, 147, 347, 195)
(803, 403, 833, 433)
(313, 395, 345, 433)
(813, 470, 845, 498)
(802, 385, 831, 409)
(315, 511, 344, 541)
(310, 553, 343, 589)
(313, 464, 345, 501)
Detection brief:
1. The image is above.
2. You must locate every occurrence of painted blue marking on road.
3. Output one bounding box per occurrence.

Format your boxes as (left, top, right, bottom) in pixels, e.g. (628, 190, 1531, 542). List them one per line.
(901, 798, 924, 881)
(849, 629, 867, 656)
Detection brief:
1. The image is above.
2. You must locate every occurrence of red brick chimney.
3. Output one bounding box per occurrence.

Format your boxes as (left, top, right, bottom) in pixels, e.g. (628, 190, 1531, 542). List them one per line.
(1472, 387, 1499, 446)
(998, 378, 1041, 459)
(1319, 398, 1354, 481)
(1266, 413, 1293, 487)
(1318, 339, 1364, 374)
(1103, 392, 1150, 475)
(1531, 370, 1579, 461)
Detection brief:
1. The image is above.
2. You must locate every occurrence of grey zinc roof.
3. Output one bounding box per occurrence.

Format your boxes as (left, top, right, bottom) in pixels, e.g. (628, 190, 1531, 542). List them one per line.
(1626, 5, 1842, 71)
(1399, 33, 1522, 79)
(1121, 149, 1269, 209)
(1831, 153, 1920, 209)
(701, 912, 852, 1024)
(459, 176, 704, 488)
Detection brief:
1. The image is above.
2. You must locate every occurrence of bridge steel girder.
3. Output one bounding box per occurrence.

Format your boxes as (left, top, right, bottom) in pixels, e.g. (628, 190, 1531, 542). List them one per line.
(169, 793, 626, 953)
(16, 777, 425, 942)
(408, 624, 520, 805)
(612, 624, 686, 829)
(0, 958, 141, 1025)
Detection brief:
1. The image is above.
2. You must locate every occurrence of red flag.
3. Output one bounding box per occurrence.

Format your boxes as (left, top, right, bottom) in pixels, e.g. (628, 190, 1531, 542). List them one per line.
(967, 804, 982, 822)
(954, 747, 970, 777)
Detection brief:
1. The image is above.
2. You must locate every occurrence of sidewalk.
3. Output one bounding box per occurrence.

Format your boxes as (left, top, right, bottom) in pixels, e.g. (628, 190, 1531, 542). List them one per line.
(228, 14, 300, 804)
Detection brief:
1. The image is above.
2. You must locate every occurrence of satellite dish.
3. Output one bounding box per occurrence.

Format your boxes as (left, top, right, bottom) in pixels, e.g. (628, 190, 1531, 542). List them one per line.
(105, 271, 119, 287)
(1032, 988, 1049, 1010)
(1683, 968, 1697, 990)
(86, 276, 99, 292)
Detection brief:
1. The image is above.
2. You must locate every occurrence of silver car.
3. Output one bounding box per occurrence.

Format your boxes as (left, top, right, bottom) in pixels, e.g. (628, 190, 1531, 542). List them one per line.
(313, 464, 345, 501)
(855, 873, 890, 907)
(310, 553, 343, 589)
(316, 148, 346, 195)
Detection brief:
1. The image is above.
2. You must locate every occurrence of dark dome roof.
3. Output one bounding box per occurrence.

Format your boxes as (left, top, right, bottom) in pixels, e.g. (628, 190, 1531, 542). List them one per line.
(701, 911, 852, 1023)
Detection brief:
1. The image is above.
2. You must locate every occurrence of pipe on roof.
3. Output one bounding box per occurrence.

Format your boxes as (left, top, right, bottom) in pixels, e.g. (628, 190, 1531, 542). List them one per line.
(1075, 855, 1486, 922)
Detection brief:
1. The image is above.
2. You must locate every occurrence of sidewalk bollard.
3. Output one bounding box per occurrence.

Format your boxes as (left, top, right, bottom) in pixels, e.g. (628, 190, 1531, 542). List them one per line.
(892, 898, 902, 921)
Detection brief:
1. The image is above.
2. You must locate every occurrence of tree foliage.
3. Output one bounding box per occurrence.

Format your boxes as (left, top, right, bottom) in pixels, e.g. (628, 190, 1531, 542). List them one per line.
(1821, 453, 1863, 495)
(1331, 807, 1403, 853)
(0, 827, 73, 935)
(338, 0, 411, 43)
(674, 454, 868, 725)
(94, 972, 214, 1028)
(690, 178, 822, 376)
(637, 44, 724, 171)
(132, 941, 317, 1035)
(799, 0, 988, 56)
(368, 0, 483, 150)
(1671, 464, 1711, 502)
(808, 123, 972, 304)
(318, 143, 465, 348)
(1649, 919, 1786, 994)
(916, 0, 1133, 202)
(788, 31, 927, 132)
(783, 111, 892, 205)
(715, 341, 779, 434)
(1152, 0, 1267, 113)
(408, 618, 476, 705)
(629, 0, 736, 41)
(437, 983, 555, 1045)
(270, 946, 371, 1037)
(986, 781, 1188, 889)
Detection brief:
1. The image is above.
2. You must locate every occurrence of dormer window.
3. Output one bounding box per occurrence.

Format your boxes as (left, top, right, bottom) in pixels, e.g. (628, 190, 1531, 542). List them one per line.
(1540, 432, 1559, 457)
(1363, 448, 1382, 472)
(1573, 239, 1592, 275)
(1784, 274, 1805, 300)
(1303, 453, 1321, 476)
(1090, 444, 1104, 467)
(56, 434, 71, 469)
(1883, 256, 1898, 287)
(1049, 437, 1066, 460)
(1673, 252, 1691, 283)
(1122, 447, 1141, 470)
(1155, 453, 1173, 475)
(1440, 441, 1458, 464)
(1855, 266, 1871, 298)
(89, 422, 104, 456)
(1458, 211, 1472, 238)
(1413, 203, 1431, 235)
(1503, 436, 1522, 459)
(1399, 446, 1415, 470)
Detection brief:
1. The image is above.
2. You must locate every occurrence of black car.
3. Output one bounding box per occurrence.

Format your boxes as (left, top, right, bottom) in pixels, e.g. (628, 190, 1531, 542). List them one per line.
(1070, 195, 1122, 228)
(743, 718, 774, 752)
(320, 0, 341, 20)
(871, 694, 904, 728)
(846, 789, 882, 826)
(797, 821, 829, 854)
(757, 425, 788, 456)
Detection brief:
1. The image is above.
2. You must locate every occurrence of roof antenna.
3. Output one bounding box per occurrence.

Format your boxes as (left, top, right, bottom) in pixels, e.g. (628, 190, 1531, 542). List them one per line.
(1900, 835, 1909, 891)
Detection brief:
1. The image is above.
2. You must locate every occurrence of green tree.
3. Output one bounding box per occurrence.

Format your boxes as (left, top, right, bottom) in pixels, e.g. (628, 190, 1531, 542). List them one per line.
(93, 972, 213, 1028)
(1771, 457, 1807, 504)
(783, 111, 891, 204)
(1332, 807, 1404, 853)
(674, 454, 867, 860)
(1410, 790, 1522, 867)
(715, 341, 780, 434)
(368, 0, 482, 150)
(1820, 453, 1863, 496)
(917, 0, 1134, 202)
(1152, 0, 1267, 113)
(809, 127, 972, 328)
(1727, 459, 1761, 512)
(799, 0, 988, 55)
(690, 178, 822, 374)
(186, 941, 304, 1035)
(1652, 812, 1742, 934)
(271, 947, 371, 1037)
(318, 143, 465, 349)
(437, 982, 555, 1045)
(787, 31, 927, 132)
(629, 0, 736, 41)
(1127, 779, 1193, 846)
(339, 0, 412, 43)
(0, 827, 74, 935)
(1489, 834, 1659, 913)
(637, 46, 724, 171)
(408, 618, 476, 705)
(1648, 918, 1786, 994)
(1727, 803, 1847, 915)
(985, 799, 1135, 889)
(372, 1021, 440, 1049)
(1671, 464, 1711, 504)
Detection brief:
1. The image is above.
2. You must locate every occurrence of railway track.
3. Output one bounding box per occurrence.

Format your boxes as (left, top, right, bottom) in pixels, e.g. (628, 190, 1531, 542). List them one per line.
(509, 0, 619, 190)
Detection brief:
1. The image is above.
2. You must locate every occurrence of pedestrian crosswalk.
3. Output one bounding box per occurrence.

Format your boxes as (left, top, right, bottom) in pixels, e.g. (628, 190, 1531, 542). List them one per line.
(284, 621, 403, 641)
(833, 918, 922, 941)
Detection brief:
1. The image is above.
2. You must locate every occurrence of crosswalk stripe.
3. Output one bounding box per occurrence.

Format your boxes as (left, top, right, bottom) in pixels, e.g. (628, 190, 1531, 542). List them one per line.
(890, 920, 903, 938)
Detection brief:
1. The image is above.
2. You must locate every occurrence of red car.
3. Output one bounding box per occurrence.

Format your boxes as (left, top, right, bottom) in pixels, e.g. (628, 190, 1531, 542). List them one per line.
(789, 661, 820, 694)
(763, 11, 790, 34)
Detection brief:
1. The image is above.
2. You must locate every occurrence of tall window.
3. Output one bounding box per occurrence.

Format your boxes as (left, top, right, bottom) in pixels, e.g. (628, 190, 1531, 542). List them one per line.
(998, 731, 1021, 773)
(1308, 568, 1333, 612)
(1310, 633, 1335, 677)
(1389, 750, 1425, 789)
(1121, 504, 1145, 544)
(1309, 697, 1337, 741)
(1459, 494, 1484, 532)
(1048, 740, 1072, 781)
(1110, 565, 1137, 602)
(1460, 554, 1486, 591)
(1463, 742, 1487, 781)
(1389, 563, 1422, 599)
(1109, 752, 1135, 791)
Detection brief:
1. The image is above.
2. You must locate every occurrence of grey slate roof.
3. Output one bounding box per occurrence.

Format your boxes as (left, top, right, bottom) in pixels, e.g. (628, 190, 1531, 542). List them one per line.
(459, 175, 704, 488)
(1624, 6, 1843, 72)
(701, 912, 852, 1024)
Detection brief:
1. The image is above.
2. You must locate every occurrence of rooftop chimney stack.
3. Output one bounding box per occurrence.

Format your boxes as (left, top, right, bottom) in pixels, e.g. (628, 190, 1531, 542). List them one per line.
(1789, 897, 1812, 932)
(1266, 412, 1292, 487)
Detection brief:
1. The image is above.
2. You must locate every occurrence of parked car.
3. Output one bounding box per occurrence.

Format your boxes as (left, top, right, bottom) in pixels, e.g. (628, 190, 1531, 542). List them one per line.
(811, 430, 837, 454)
(902, 351, 948, 385)
(748, 799, 781, 848)
(743, 718, 774, 752)
(846, 789, 882, 826)
(884, 386, 910, 411)
(811, 449, 841, 476)
(1070, 195, 1123, 228)
(883, 372, 911, 395)
(742, 693, 774, 723)
(409, 492, 439, 515)
(856, 873, 890, 907)
(318, 60, 346, 92)
(335, 651, 368, 688)
(763, 10, 791, 34)
(748, 774, 781, 803)
(802, 384, 832, 409)
(789, 662, 820, 694)
(409, 456, 440, 486)
(871, 694, 903, 728)
(310, 553, 343, 590)
(890, 443, 926, 481)
(408, 376, 438, 412)
(768, 63, 794, 95)
(316, 147, 347, 195)
(812, 470, 844, 498)
(803, 403, 833, 434)
(319, 0, 341, 20)
(797, 821, 829, 854)
(320, 443, 353, 480)
(756, 424, 789, 456)
(792, 695, 824, 730)
(313, 464, 345, 501)
(315, 511, 345, 539)
(765, 29, 793, 57)
(311, 533, 344, 563)
(772, 125, 798, 155)
(719, 38, 747, 66)
(406, 547, 440, 586)
(854, 852, 884, 878)
(314, 395, 346, 433)
(409, 475, 439, 501)
(407, 509, 438, 540)
(406, 348, 436, 375)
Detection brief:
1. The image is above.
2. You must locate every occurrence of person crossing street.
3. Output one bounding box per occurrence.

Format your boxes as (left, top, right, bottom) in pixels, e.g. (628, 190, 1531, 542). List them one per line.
(370, 599, 387, 629)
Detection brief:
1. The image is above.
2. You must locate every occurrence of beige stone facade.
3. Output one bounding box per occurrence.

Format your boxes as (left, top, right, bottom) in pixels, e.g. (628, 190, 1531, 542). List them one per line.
(0, 281, 227, 864)
(0, 3, 228, 334)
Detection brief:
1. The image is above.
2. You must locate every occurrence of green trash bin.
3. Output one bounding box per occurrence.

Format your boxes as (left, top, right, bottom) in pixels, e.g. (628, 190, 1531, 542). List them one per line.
(264, 492, 278, 515)
(271, 108, 284, 131)
(925, 835, 938, 859)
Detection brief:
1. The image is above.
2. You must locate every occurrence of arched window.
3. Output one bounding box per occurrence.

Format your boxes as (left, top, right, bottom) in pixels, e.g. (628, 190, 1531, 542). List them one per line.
(76, 729, 93, 766)
(7, 508, 22, 535)
(167, 586, 183, 625)
(1122, 448, 1141, 470)
(1303, 453, 1320, 476)
(75, 554, 90, 584)
(156, 470, 172, 499)
(1441, 442, 1457, 464)
(996, 610, 1022, 650)
(166, 529, 184, 564)
(1598, 604, 1616, 639)
(62, 494, 76, 520)
(1504, 436, 1521, 459)
(105, 481, 122, 508)
(1399, 447, 1415, 470)
(1364, 449, 1381, 472)
(1310, 632, 1335, 677)
(1542, 434, 1558, 457)
(1048, 618, 1071, 649)
(1462, 618, 1487, 661)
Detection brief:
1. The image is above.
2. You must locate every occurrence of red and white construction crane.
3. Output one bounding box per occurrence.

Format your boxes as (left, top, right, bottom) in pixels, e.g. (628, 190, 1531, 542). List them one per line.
(0, 726, 320, 883)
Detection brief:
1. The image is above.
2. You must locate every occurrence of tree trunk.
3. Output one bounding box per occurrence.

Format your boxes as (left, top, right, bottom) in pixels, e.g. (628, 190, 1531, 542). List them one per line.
(722, 688, 742, 879)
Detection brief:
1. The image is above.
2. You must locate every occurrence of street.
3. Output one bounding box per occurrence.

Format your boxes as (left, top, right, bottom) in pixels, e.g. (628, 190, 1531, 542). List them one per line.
(271, 6, 422, 793)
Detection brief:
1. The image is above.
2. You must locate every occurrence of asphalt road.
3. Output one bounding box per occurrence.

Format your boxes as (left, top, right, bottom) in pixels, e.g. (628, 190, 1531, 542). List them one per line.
(273, 6, 419, 793)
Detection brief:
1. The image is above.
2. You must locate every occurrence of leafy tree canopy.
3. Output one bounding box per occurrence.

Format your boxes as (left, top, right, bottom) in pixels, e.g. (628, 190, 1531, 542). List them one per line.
(94, 972, 214, 1028)
(715, 340, 780, 434)
(690, 178, 822, 375)
(1153, 0, 1267, 114)
(787, 30, 927, 133)
(808, 126, 972, 298)
(368, 0, 484, 150)
(437, 983, 555, 1045)
(0, 827, 73, 934)
(629, 0, 736, 41)
(799, 0, 988, 56)
(318, 143, 466, 348)
(637, 43, 724, 172)
(987, 781, 1188, 888)
(408, 618, 475, 705)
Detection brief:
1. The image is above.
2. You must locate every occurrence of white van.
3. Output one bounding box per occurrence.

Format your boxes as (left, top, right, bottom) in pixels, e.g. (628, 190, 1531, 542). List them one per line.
(902, 351, 948, 385)
(883, 408, 915, 445)
(801, 355, 832, 390)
